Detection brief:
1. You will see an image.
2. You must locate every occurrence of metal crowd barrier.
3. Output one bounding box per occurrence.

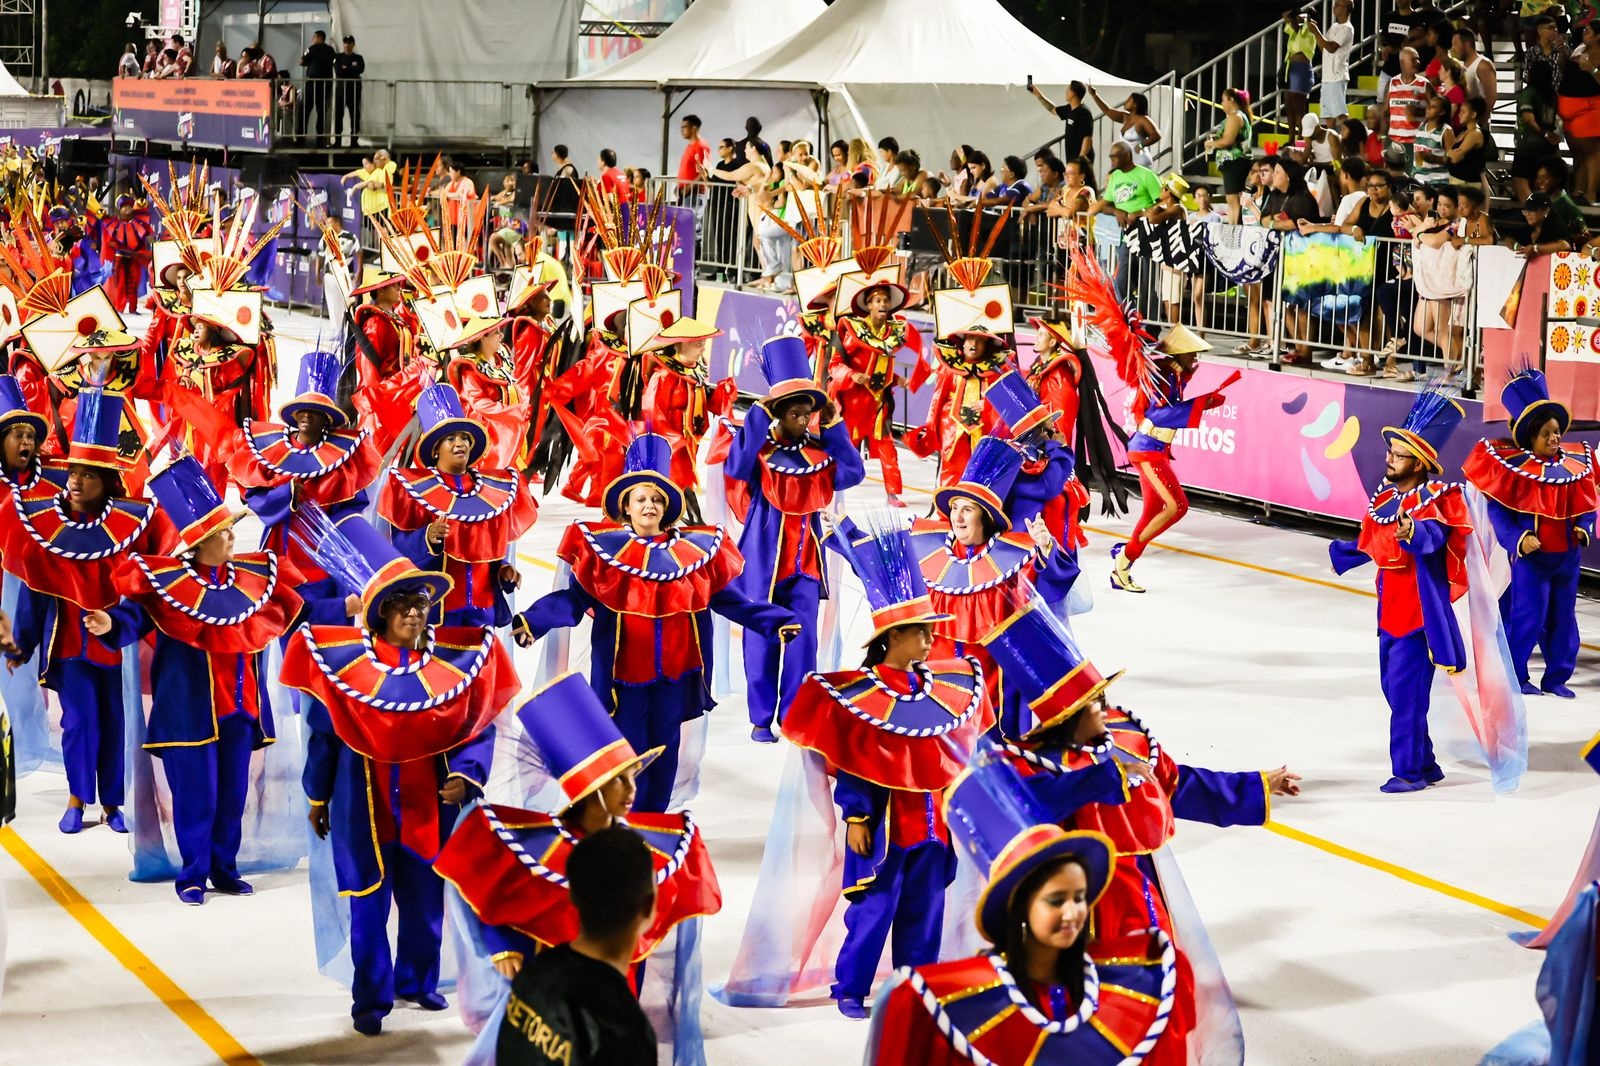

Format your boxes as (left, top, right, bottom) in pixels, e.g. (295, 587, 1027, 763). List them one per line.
(272, 77, 531, 149)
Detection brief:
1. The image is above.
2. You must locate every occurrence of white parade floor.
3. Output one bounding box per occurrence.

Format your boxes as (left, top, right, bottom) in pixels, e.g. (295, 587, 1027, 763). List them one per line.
(3, 307, 1597, 1065)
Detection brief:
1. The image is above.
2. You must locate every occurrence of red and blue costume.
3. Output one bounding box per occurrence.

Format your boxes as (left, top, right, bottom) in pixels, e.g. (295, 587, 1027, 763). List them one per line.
(724, 337, 865, 734)
(831, 313, 921, 496)
(987, 369, 1085, 554)
(101, 456, 305, 898)
(1331, 390, 1472, 791)
(228, 352, 382, 618)
(98, 201, 156, 313)
(515, 435, 793, 812)
(1119, 354, 1228, 570)
(1462, 369, 1597, 699)
(641, 352, 736, 497)
(379, 384, 538, 629)
(1, 391, 176, 824)
(907, 342, 1012, 488)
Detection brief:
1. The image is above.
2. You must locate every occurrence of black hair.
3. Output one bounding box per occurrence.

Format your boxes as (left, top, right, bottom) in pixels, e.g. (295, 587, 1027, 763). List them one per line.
(830, 138, 849, 157)
(1003, 154, 1027, 180)
(862, 623, 930, 669)
(1456, 185, 1485, 210)
(769, 393, 815, 422)
(851, 171, 870, 189)
(1039, 156, 1066, 181)
(719, 137, 736, 150)
(877, 136, 899, 153)
(682, 113, 702, 128)
(553, 144, 570, 159)
(1339, 156, 1368, 182)
(1001, 855, 1090, 999)
(1537, 154, 1570, 189)
(779, 139, 793, 156)
(568, 827, 656, 938)
(1127, 91, 1149, 115)
(745, 116, 763, 135)
(600, 148, 618, 167)
(1453, 25, 1476, 47)
(1534, 14, 1558, 29)
(967, 150, 993, 180)
(1068, 80, 1087, 101)
(895, 149, 921, 170)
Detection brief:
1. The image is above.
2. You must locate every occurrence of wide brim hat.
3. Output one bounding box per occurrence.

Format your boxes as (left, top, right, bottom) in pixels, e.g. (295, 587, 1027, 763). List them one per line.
(642, 314, 722, 355)
(1028, 315, 1076, 349)
(506, 265, 556, 311)
(863, 598, 953, 645)
(1511, 399, 1570, 452)
(190, 288, 263, 347)
(1022, 662, 1125, 739)
(934, 482, 1011, 533)
(1380, 426, 1444, 473)
(418, 416, 488, 467)
(452, 315, 506, 351)
(971, 824, 1117, 944)
(361, 556, 453, 632)
(603, 470, 685, 528)
(0, 400, 45, 442)
(849, 278, 909, 316)
(763, 379, 829, 414)
(70, 327, 140, 353)
(280, 392, 347, 428)
(351, 268, 407, 297)
(1157, 323, 1211, 357)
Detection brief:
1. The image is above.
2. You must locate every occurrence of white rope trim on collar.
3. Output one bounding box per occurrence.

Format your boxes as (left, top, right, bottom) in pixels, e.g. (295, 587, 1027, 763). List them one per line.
(481, 807, 697, 890)
(243, 419, 370, 480)
(390, 466, 519, 523)
(12, 490, 153, 562)
(297, 621, 490, 711)
(131, 551, 279, 626)
(811, 657, 985, 737)
(575, 522, 726, 583)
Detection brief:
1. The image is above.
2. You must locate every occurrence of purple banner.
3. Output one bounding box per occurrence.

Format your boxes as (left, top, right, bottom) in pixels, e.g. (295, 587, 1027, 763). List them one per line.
(0, 127, 110, 152)
(112, 79, 273, 151)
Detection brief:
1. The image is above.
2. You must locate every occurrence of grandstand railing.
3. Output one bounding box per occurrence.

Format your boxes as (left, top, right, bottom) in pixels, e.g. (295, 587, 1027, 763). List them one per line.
(270, 77, 533, 149)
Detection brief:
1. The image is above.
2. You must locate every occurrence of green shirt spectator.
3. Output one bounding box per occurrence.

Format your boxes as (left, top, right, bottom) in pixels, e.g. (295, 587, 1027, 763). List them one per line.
(1104, 163, 1162, 216)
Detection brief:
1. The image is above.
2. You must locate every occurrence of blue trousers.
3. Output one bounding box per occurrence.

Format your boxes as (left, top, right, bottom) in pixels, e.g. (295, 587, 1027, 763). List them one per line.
(1501, 548, 1581, 690)
(56, 660, 125, 807)
(612, 675, 701, 813)
(832, 841, 951, 1001)
(349, 840, 444, 1018)
(158, 710, 254, 891)
(744, 575, 820, 730)
(1379, 630, 1440, 783)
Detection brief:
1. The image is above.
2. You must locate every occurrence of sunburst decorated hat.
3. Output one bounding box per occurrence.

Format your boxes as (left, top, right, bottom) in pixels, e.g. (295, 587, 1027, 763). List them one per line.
(945, 742, 1116, 944)
(516, 671, 661, 809)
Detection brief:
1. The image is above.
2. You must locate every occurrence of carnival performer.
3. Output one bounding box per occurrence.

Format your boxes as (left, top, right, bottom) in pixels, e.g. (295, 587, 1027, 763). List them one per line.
(98, 195, 156, 314)
(642, 314, 736, 517)
(0, 375, 50, 774)
(350, 270, 418, 390)
(831, 249, 920, 505)
(986, 595, 1299, 1064)
(787, 509, 995, 1019)
(985, 369, 1083, 552)
(513, 434, 796, 812)
(138, 167, 212, 385)
(723, 336, 865, 742)
(1, 389, 176, 833)
(445, 309, 528, 472)
(284, 510, 518, 1036)
(906, 436, 1080, 739)
(435, 671, 721, 1063)
(1462, 367, 1597, 699)
(0, 375, 44, 504)
(907, 327, 1014, 488)
(227, 349, 382, 614)
(92, 456, 304, 904)
(46, 305, 159, 466)
(544, 301, 631, 507)
(505, 265, 558, 430)
(378, 383, 537, 629)
(1331, 386, 1476, 793)
(865, 751, 1179, 1065)
(1071, 252, 1232, 592)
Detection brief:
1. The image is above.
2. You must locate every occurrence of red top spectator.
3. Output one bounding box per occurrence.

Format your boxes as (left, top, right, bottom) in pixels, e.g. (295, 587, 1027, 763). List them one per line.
(171, 35, 194, 77)
(1386, 49, 1429, 145)
(676, 114, 710, 184)
(438, 160, 476, 226)
(599, 149, 631, 202)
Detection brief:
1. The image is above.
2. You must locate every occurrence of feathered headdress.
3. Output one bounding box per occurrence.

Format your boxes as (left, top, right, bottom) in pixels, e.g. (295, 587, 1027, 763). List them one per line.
(423, 187, 489, 292)
(582, 178, 672, 284)
(140, 161, 211, 241)
(1382, 374, 1464, 473)
(919, 199, 1014, 293)
(385, 156, 442, 236)
(758, 186, 849, 272)
(1065, 224, 1164, 401)
(0, 209, 71, 319)
(201, 192, 285, 294)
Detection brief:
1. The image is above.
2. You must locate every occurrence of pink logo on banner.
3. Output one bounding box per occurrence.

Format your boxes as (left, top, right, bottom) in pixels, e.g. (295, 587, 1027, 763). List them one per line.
(160, 0, 185, 31)
(1086, 354, 1373, 519)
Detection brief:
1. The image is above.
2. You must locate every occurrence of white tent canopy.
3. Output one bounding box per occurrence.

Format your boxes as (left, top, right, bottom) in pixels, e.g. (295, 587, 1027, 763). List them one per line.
(0, 61, 27, 97)
(582, 0, 826, 83)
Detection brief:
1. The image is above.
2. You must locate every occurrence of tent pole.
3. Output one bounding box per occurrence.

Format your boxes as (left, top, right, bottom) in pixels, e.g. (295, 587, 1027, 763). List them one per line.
(660, 87, 672, 175)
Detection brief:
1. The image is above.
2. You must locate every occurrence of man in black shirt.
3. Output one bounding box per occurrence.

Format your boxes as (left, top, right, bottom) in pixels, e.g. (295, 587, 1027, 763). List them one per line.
(1028, 78, 1096, 164)
(333, 35, 365, 148)
(736, 116, 773, 166)
(300, 30, 338, 144)
(498, 828, 658, 1066)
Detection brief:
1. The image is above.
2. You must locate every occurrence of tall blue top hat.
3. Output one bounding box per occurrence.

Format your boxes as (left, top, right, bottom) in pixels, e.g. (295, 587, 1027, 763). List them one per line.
(0, 374, 45, 442)
(67, 387, 126, 471)
(935, 437, 1024, 532)
(983, 589, 1122, 737)
(603, 433, 685, 527)
(281, 350, 349, 427)
(831, 510, 952, 644)
(516, 671, 661, 809)
(1501, 365, 1569, 452)
(1381, 380, 1464, 474)
(289, 504, 452, 631)
(416, 382, 488, 467)
(757, 335, 827, 412)
(150, 454, 241, 548)
(945, 742, 1116, 944)
(987, 369, 1059, 445)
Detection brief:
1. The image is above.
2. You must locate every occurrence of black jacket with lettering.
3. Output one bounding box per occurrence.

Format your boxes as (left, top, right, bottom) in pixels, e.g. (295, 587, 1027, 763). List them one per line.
(497, 945, 657, 1066)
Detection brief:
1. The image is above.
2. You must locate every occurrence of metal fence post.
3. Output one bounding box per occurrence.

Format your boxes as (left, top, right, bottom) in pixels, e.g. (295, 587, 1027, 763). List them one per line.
(1269, 258, 1286, 369)
(735, 206, 748, 288)
(385, 81, 396, 151)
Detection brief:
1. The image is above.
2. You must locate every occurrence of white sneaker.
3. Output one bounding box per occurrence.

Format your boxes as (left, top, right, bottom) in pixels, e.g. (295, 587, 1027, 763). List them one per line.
(1320, 355, 1353, 370)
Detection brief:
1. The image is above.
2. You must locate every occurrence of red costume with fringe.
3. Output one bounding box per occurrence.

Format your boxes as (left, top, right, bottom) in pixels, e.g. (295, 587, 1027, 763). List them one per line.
(832, 315, 922, 495)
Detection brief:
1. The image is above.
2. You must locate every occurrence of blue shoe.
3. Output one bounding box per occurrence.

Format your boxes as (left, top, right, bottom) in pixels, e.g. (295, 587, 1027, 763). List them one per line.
(1520, 681, 1541, 696)
(177, 885, 206, 906)
(836, 996, 869, 1020)
(1379, 776, 1428, 794)
(1543, 683, 1576, 699)
(211, 876, 254, 896)
(58, 807, 83, 834)
(1422, 765, 1445, 785)
(352, 1011, 384, 1036)
(402, 992, 447, 1011)
(750, 725, 778, 744)
(105, 810, 127, 834)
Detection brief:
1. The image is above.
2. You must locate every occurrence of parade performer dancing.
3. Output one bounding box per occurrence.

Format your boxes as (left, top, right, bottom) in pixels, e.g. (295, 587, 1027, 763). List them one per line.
(1, 389, 176, 833)
(1461, 366, 1597, 699)
(94, 456, 304, 903)
(285, 510, 519, 1036)
(513, 434, 796, 812)
(1332, 382, 1527, 793)
(787, 509, 994, 1018)
(986, 593, 1299, 1063)
(98, 194, 156, 314)
(865, 750, 1179, 1066)
(723, 336, 864, 743)
(1070, 250, 1234, 593)
(379, 383, 537, 629)
(435, 671, 721, 1065)
(985, 369, 1083, 553)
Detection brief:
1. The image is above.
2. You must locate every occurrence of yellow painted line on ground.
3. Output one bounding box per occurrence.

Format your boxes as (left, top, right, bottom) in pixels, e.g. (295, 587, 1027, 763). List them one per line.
(1265, 820, 1549, 929)
(0, 826, 262, 1065)
(516, 551, 559, 572)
